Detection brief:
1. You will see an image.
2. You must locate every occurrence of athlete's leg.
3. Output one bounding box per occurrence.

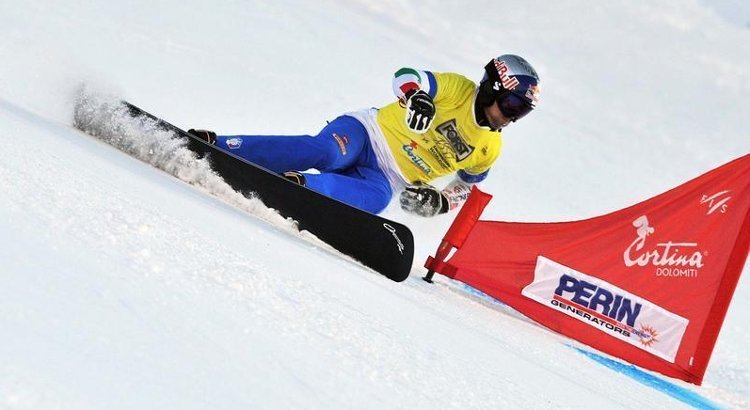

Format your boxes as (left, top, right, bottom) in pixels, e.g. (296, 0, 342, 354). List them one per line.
(304, 166, 392, 214)
(214, 116, 368, 174)
(214, 115, 393, 213)
(303, 129, 394, 213)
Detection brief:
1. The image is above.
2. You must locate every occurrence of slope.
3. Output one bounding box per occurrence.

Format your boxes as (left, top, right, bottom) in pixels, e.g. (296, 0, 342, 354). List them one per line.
(0, 0, 748, 408)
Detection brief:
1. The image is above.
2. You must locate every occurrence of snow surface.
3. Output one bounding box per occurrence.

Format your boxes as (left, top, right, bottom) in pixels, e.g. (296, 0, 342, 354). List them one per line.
(1, 0, 748, 408)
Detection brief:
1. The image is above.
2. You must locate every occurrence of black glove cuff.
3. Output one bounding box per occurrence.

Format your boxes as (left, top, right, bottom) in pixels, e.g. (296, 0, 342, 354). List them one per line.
(437, 193, 449, 214)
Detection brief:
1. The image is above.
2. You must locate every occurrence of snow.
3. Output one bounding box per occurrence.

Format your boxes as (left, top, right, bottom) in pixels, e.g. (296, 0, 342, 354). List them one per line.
(0, 0, 748, 408)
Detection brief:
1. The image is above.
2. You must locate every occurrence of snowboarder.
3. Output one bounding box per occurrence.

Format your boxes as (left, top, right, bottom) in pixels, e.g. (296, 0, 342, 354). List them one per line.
(189, 54, 540, 216)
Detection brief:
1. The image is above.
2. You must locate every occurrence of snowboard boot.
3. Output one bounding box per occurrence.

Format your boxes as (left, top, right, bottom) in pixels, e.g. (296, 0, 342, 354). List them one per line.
(282, 171, 307, 186)
(187, 129, 217, 145)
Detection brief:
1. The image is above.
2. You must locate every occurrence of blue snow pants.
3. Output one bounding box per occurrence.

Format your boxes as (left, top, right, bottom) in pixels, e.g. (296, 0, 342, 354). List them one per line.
(215, 115, 392, 214)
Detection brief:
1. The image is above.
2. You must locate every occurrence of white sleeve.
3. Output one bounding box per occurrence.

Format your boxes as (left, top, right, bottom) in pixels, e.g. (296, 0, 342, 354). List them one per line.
(391, 67, 436, 102)
(440, 177, 474, 211)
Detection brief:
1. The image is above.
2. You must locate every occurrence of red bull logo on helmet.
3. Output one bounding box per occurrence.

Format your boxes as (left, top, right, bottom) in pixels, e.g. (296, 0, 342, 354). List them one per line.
(493, 59, 520, 91)
(522, 256, 689, 362)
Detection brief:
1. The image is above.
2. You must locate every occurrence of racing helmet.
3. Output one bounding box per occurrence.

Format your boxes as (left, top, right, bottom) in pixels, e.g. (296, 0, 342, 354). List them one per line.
(477, 54, 540, 121)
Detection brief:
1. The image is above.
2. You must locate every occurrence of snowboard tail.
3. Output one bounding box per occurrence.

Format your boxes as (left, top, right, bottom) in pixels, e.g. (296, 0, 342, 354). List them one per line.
(124, 102, 414, 282)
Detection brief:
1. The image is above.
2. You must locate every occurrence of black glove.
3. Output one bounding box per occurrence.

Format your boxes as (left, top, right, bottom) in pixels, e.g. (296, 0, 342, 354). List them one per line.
(404, 90, 435, 134)
(400, 183, 449, 217)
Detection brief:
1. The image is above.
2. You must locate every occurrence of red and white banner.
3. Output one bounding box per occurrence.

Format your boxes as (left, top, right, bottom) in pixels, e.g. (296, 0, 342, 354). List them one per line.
(524, 256, 689, 362)
(425, 154, 750, 384)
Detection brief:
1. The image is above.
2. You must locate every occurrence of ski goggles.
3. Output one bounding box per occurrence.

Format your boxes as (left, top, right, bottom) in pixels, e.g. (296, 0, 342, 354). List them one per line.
(497, 92, 533, 122)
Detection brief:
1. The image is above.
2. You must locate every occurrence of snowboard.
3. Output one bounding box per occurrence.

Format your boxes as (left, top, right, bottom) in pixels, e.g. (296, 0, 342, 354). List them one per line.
(123, 101, 414, 282)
